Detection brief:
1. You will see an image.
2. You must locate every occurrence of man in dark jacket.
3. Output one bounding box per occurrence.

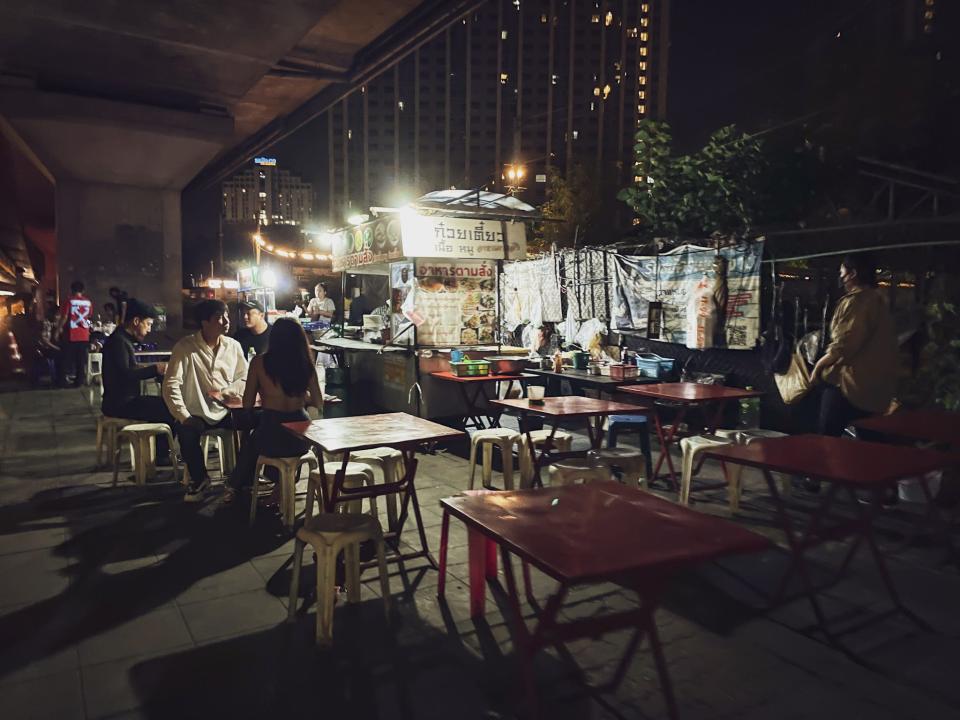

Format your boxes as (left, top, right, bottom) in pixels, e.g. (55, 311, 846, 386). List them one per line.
(101, 298, 175, 461)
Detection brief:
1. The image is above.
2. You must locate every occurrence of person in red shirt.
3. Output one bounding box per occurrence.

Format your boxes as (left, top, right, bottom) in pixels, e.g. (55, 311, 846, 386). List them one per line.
(58, 280, 94, 387)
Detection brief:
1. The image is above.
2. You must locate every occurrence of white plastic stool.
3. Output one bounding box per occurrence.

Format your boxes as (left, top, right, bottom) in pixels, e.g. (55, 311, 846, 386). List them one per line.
(112, 423, 179, 486)
(519, 429, 574, 488)
(468, 428, 522, 490)
(307, 462, 376, 519)
(96, 416, 136, 469)
(250, 452, 320, 529)
(728, 429, 790, 511)
(87, 352, 103, 387)
(202, 428, 237, 478)
(547, 458, 612, 487)
(679, 434, 735, 506)
(350, 447, 404, 530)
(587, 447, 647, 489)
(288, 513, 391, 647)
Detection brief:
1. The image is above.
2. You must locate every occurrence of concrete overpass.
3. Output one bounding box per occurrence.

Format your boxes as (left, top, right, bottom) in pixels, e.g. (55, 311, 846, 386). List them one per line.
(0, 0, 479, 326)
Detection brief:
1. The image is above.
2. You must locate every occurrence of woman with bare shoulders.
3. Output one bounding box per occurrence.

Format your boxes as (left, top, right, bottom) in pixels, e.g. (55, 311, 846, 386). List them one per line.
(225, 318, 323, 504)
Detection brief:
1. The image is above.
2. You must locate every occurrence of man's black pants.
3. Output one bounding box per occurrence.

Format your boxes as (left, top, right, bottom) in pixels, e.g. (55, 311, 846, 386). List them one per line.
(177, 416, 232, 484)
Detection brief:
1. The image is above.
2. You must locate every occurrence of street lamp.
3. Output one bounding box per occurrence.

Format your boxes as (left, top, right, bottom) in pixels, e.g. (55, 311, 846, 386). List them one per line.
(502, 163, 526, 195)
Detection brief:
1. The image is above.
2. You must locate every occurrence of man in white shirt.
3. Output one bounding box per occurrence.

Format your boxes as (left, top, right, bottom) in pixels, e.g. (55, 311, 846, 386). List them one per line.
(163, 299, 247, 502)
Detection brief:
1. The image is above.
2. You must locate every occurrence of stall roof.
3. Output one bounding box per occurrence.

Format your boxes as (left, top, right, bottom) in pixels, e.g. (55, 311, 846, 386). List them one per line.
(411, 189, 537, 216)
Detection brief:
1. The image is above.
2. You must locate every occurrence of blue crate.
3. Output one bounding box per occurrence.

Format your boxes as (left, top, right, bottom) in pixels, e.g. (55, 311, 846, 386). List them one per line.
(635, 353, 675, 378)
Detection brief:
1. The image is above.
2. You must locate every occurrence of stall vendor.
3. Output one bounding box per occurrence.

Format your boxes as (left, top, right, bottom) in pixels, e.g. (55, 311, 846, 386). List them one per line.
(307, 282, 335, 322)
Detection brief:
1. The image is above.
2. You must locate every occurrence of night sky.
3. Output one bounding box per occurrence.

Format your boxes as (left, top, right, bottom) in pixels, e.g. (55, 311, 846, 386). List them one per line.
(182, 0, 956, 279)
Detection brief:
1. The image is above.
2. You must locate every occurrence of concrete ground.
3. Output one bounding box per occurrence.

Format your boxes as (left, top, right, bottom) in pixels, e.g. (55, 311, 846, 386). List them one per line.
(1, 386, 959, 720)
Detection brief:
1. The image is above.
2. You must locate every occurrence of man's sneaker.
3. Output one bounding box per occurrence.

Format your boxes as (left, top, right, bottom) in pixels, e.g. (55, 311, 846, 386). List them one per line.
(184, 477, 211, 503)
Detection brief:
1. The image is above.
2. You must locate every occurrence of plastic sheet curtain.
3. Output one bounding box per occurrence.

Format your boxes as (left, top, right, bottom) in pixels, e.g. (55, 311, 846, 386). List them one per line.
(500, 256, 563, 333)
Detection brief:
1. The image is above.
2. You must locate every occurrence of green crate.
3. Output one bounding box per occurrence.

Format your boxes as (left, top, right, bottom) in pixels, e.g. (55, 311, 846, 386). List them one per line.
(450, 361, 490, 377)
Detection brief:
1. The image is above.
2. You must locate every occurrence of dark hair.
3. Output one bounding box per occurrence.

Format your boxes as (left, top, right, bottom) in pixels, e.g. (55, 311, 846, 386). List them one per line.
(195, 299, 228, 324)
(315, 282, 328, 294)
(840, 252, 878, 287)
(125, 298, 157, 321)
(263, 318, 314, 397)
(70, 281, 84, 294)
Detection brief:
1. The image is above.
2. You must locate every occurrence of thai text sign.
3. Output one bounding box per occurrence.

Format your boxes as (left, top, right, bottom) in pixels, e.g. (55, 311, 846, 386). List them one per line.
(400, 215, 526, 260)
(331, 215, 404, 272)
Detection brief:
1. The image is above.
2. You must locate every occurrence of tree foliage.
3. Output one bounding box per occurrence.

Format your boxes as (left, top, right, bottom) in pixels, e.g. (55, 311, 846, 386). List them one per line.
(538, 164, 616, 251)
(618, 120, 764, 241)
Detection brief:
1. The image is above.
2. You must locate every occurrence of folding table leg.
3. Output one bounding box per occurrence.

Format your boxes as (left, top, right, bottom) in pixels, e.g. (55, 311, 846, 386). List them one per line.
(437, 511, 450, 598)
(467, 528, 496, 618)
(651, 407, 683, 490)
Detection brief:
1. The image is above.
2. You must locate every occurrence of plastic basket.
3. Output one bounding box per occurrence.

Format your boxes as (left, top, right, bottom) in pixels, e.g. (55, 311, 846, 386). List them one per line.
(450, 361, 490, 377)
(636, 353, 675, 378)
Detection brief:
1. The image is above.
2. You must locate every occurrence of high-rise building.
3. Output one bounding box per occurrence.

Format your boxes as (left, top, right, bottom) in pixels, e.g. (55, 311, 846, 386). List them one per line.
(222, 158, 315, 226)
(322, 0, 670, 222)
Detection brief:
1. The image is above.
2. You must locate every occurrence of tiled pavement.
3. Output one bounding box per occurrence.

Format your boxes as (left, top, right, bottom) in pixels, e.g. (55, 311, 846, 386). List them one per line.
(1, 386, 959, 719)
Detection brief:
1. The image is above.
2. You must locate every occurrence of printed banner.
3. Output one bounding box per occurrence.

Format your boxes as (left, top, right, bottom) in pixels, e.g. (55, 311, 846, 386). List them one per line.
(400, 215, 526, 260)
(612, 241, 764, 350)
(401, 259, 497, 346)
(331, 215, 405, 272)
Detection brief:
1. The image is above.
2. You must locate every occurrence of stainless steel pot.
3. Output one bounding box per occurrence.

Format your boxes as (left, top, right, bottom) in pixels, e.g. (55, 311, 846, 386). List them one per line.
(484, 356, 528, 374)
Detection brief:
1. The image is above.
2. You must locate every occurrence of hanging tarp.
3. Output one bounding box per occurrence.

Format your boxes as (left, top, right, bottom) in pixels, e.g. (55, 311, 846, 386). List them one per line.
(612, 240, 764, 350)
(560, 248, 610, 322)
(500, 256, 563, 332)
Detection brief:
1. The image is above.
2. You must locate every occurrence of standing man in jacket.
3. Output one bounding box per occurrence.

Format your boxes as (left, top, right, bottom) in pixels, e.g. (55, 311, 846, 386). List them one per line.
(101, 298, 174, 462)
(58, 280, 93, 387)
(163, 299, 247, 502)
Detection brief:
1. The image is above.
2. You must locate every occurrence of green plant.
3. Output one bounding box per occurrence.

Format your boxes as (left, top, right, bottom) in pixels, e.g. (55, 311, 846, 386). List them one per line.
(907, 298, 960, 411)
(618, 120, 764, 241)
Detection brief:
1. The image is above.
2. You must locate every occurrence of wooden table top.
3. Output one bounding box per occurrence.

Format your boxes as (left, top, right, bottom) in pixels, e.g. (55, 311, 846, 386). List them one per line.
(620, 382, 763, 403)
(430, 371, 535, 383)
(284, 412, 464, 454)
(490, 396, 647, 418)
(441, 483, 770, 584)
(854, 409, 960, 447)
(704, 434, 959, 487)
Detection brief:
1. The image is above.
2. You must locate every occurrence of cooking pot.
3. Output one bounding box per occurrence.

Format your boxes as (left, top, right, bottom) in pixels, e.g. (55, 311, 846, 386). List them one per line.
(484, 356, 529, 374)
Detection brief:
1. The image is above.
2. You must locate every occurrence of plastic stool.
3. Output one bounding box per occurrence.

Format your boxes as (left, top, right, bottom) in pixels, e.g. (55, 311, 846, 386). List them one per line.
(202, 428, 237, 478)
(306, 462, 376, 519)
(519, 429, 573, 488)
(87, 352, 103, 387)
(288, 513, 391, 647)
(606, 414, 653, 480)
(96, 416, 137, 469)
(350, 447, 404, 531)
(112, 423, 179, 486)
(250, 452, 319, 529)
(588, 447, 647, 489)
(547, 458, 611, 487)
(728, 429, 790, 511)
(679, 434, 734, 506)
(468, 428, 522, 490)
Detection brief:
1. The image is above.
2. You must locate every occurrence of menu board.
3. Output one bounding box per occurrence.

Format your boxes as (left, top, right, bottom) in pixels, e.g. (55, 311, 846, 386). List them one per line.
(401, 259, 498, 346)
(331, 215, 405, 272)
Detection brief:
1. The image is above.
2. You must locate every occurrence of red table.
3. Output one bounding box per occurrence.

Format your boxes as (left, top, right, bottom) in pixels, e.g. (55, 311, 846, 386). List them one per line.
(430, 371, 535, 430)
(854, 409, 960, 448)
(489, 396, 647, 488)
(284, 413, 463, 568)
(438, 482, 769, 718)
(704, 434, 959, 645)
(853, 409, 960, 561)
(620, 383, 763, 489)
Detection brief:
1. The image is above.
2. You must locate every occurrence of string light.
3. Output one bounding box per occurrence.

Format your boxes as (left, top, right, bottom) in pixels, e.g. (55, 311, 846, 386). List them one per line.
(252, 233, 331, 262)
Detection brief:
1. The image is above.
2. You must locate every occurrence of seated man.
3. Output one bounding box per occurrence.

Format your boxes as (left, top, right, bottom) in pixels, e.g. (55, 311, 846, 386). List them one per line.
(101, 298, 174, 461)
(234, 299, 271, 358)
(163, 299, 247, 502)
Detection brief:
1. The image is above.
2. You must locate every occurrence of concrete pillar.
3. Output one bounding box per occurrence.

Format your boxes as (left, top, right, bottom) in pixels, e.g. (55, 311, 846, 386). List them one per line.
(56, 181, 184, 330)
(0, 88, 233, 334)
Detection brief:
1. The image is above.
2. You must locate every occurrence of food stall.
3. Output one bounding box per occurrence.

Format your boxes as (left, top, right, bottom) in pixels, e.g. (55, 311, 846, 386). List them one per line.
(321, 190, 533, 419)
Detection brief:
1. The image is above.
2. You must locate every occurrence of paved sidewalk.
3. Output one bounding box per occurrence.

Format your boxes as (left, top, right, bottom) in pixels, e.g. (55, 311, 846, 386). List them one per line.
(1, 386, 959, 719)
